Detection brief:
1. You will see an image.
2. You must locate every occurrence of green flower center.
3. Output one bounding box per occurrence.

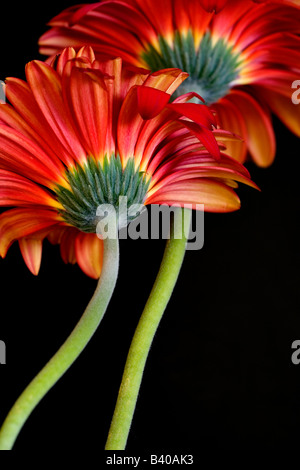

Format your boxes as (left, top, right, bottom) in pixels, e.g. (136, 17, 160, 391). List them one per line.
(142, 30, 242, 104)
(55, 155, 150, 233)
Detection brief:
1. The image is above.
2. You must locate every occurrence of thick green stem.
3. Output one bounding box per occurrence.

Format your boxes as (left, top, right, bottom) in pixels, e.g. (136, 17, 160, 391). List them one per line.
(105, 208, 191, 450)
(0, 234, 119, 450)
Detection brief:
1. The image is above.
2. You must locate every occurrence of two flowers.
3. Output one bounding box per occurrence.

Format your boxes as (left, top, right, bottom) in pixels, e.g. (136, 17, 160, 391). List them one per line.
(0, 0, 299, 450)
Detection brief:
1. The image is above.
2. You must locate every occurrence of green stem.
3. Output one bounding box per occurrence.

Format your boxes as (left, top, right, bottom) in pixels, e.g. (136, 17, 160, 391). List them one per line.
(0, 234, 119, 450)
(105, 207, 191, 450)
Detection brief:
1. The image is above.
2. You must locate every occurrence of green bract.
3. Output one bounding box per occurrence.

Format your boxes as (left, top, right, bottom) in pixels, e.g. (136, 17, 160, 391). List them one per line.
(55, 155, 150, 232)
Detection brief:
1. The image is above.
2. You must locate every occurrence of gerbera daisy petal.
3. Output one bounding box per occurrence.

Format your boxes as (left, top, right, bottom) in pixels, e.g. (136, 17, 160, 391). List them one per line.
(0, 125, 64, 187)
(75, 232, 103, 279)
(0, 209, 61, 258)
(137, 86, 171, 120)
(53, 46, 77, 76)
(26, 60, 86, 164)
(226, 90, 276, 167)
(117, 86, 144, 166)
(4, 77, 76, 169)
(131, 0, 174, 40)
(0, 169, 60, 208)
(167, 102, 217, 128)
(146, 178, 241, 212)
(150, 152, 258, 191)
(62, 64, 109, 160)
(178, 119, 221, 160)
(213, 98, 248, 163)
(260, 89, 300, 137)
(201, 0, 229, 12)
(143, 69, 189, 95)
(59, 228, 78, 265)
(19, 238, 43, 276)
(68, 2, 104, 25)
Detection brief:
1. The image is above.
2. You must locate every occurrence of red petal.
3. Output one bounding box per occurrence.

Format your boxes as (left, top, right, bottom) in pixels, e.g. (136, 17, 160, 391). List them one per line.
(132, 0, 174, 37)
(54, 47, 77, 76)
(179, 120, 221, 160)
(167, 102, 217, 128)
(0, 169, 60, 208)
(137, 86, 170, 120)
(39, 2, 153, 64)
(69, 3, 102, 26)
(149, 152, 258, 191)
(173, 92, 205, 104)
(201, 0, 229, 13)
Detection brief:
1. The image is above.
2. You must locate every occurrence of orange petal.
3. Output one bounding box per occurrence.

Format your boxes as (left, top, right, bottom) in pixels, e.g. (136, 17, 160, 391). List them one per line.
(117, 86, 145, 165)
(226, 90, 276, 167)
(0, 123, 63, 188)
(5, 77, 75, 169)
(213, 98, 248, 163)
(146, 178, 241, 212)
(143, 68, 189, 95)
(62, 64, 109, 160)
(0, 208, 60, 257)
(0, 169, 60, 209)
(262, 89, 300, 137)
(59, 228, 78, 265)
(26, 60, 86, 164)
(19, 238, 43, 275)
(54, 47, 77, 76)
(75, 232, 103, 279)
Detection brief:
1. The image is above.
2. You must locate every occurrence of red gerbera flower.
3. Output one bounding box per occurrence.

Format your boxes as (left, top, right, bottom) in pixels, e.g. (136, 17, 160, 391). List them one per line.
(39, 0, 300, 167)
(0, 47, 256, 278)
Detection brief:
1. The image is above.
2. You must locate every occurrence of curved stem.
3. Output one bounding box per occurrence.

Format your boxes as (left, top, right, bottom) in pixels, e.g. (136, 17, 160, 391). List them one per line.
(0, 234, 119, 450)
(105, 207, 191, 450)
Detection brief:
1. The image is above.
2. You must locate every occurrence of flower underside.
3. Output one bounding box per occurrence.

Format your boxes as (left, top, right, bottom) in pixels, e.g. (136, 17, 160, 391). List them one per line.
(55, 155, 150, 232)
(142, 31, 241, 104)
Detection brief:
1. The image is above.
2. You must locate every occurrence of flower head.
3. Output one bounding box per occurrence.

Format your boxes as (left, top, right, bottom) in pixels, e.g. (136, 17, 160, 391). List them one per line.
(0, 47, 255, 277)
(39, 0, 300, 167)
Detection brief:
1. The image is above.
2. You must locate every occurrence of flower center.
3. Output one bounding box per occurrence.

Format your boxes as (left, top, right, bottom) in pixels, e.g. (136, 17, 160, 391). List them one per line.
(55, 155, 150, 233)
(142, 30, 241, 104)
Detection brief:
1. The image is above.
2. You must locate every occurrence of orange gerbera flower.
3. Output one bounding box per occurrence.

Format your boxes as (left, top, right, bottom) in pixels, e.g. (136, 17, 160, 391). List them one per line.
(0, 46, 256, 278)
(39, 0, 300, 167)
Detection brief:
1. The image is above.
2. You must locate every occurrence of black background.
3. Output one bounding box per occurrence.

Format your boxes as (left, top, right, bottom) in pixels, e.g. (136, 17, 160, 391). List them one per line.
(0, 1, 300, 454)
